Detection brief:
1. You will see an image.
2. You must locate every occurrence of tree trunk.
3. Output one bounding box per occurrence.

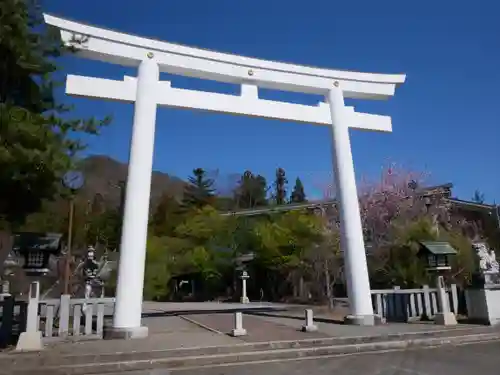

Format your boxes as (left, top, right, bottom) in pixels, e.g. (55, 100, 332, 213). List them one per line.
(324, 260, 334, 310)
(299, 276, 305, 299)
(291, 270, 298, 298)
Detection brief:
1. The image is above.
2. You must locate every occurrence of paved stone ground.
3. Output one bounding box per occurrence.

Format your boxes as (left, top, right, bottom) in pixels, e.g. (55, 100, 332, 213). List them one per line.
(45, 316, 238, 354)
(252, 315, 480, 336)
(169, 341, 500, 375)
(182, 313, 330, 342)
(42, 312, 487, 356)
(258, 301, 349, 322)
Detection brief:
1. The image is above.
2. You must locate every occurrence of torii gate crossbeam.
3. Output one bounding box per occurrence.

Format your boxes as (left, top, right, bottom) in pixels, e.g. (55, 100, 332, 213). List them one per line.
(44, 13, 405, 339)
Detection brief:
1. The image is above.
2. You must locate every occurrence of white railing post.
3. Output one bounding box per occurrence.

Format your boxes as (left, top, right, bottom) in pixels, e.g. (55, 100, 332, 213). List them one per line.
(58, 294, 70, 337)
(374, 293, 383, 316)
(434, 276, 457, 326)
(44, 304, 55, 338)
(422, 285, 432, 320)
(16, 281, 43, 351)
(73, 303, 82, 337)
(97, 303, 105, 337)
(450, 283, 459, 314)
(409, 291, 417, 319)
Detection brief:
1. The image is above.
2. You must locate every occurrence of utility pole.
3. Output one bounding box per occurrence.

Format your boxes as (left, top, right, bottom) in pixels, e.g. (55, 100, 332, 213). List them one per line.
(62, 170, 85, 296)
(63, 196, 75, 295)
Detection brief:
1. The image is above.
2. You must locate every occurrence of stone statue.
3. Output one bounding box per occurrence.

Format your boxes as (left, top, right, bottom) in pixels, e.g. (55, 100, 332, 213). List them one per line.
(473, 242, 500, 285)
(83, 246, 99, 281)
(490, 250, 498, 268)
(82, 246, 103, 299)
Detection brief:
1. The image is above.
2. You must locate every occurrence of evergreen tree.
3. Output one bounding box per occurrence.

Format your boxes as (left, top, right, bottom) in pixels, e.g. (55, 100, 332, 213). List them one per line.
(0, 0, 110, 226)
(182, 168, 216, 209)
(86, 207, 122, 251)
(273, 168, 288, 205)
(151, 192, 182, 236)
(290, 177, 307, 203)
(234, 170, 268, 209)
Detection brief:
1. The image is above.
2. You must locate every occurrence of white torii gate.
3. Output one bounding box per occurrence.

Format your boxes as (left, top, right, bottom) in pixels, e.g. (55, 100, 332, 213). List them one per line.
(44, 14, 405, 338)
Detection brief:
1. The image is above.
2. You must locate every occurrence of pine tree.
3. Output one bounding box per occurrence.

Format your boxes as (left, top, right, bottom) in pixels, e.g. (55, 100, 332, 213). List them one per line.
(182, 168, 216, 209)
(290, 177, 307, 203)
(0, 0, 110, 226)
(273, 168, 288, 205)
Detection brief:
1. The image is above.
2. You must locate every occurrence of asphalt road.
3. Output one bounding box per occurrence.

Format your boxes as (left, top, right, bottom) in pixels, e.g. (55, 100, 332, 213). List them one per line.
(168, 341, 500, 375)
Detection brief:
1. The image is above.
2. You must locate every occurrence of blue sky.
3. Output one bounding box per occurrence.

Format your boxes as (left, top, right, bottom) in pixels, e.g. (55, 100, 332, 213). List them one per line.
(45, 0, 500, 203)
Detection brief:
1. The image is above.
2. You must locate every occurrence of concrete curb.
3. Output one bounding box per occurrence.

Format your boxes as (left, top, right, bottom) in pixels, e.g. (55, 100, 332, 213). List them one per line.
(2, 325, 490, 365)
(6, 332, 500, 375)
(3, 328, 500, 374)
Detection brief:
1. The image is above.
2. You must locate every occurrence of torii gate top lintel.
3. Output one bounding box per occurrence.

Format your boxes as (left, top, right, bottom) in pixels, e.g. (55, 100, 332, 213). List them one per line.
(43, 13, 405, 101)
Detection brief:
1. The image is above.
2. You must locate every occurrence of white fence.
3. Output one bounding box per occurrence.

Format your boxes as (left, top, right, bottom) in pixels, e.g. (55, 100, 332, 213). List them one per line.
(38, 296, 115, 340)
(371, 285, 459, 322)
(18, 281, 116, 342)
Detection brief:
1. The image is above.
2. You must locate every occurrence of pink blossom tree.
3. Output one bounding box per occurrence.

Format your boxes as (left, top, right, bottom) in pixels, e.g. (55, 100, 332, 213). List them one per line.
(313, 163, 472, 288)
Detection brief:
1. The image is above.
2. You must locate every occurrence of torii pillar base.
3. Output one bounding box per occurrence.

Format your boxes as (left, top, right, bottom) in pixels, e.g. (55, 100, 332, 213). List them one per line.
(16, 331, 43, 352)
(344, 314, 385, 326)
(104, 326, 149, 340)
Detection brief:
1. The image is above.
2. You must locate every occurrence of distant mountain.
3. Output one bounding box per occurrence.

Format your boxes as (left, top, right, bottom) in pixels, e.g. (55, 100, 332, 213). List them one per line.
(79, 155, 186, 207)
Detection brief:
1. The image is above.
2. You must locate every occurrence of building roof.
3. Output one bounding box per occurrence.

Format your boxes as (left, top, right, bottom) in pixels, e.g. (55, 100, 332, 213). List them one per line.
(447, 197, 497, 211)
(218, 183, 498, 218)
(419, 241, 458, 255)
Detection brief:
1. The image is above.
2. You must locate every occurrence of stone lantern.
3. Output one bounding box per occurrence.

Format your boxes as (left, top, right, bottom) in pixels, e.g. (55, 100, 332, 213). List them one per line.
(240, 270, 250, 304)
(13, 232, 63, 276)
(417, 241, 457, 325)
(418, 242, 456, 272)
(1, 250, 19, 296)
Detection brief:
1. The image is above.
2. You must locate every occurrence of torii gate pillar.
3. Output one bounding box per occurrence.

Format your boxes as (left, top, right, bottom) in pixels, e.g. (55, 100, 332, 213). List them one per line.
(109, 58, 159, 338)
(328, 87, 375, 325)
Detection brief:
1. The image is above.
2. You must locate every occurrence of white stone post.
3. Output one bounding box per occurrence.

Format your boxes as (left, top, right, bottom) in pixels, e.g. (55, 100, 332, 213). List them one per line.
(230, 312, 247, 336)
(302, 309, 318, 332)
(110, 57, 159, 339)
(16, 281, 43, 351)
(327, 85, 375, 326)
(434, 275, 457, 326)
